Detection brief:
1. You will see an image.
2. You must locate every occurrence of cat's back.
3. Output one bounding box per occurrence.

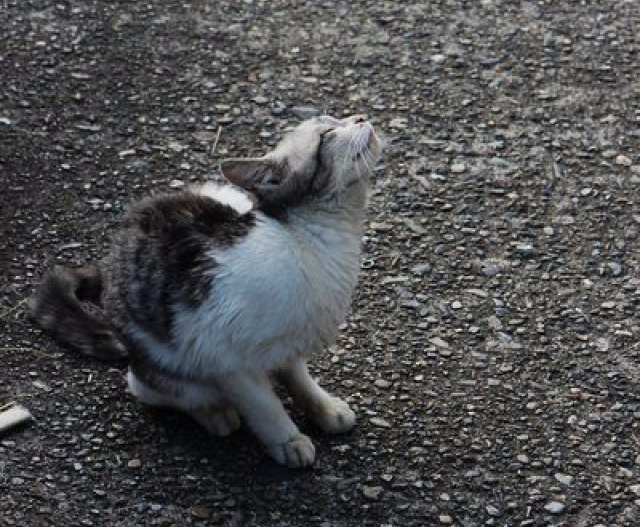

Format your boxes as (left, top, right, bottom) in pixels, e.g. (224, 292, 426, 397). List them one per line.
(102, 186, 256, 342)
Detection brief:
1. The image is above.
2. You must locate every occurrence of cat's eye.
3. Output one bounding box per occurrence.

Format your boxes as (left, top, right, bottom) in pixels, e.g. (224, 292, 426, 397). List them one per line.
(260, 170, 281, 186)
(319, 128, 334, 140)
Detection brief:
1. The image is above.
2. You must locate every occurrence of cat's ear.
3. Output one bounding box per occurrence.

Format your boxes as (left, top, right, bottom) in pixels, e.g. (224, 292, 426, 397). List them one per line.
(220, 158, 284, 192)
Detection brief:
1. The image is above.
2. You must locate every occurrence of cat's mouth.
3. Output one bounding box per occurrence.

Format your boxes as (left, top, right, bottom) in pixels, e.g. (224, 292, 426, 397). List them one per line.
(351, 129, 380, 163)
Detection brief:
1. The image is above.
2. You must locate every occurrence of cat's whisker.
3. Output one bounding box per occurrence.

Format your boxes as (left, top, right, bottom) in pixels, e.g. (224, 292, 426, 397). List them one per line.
(361, 143, 375, 174)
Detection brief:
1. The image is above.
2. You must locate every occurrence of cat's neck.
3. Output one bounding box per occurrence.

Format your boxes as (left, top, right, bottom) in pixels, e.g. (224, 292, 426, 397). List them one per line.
(284, 180, 368, 237)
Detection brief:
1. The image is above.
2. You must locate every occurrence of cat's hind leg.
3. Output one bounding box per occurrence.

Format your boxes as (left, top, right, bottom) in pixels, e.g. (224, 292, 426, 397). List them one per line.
(215, 371, 315, 468)
(279, 359, 356, 434)
(126, 368, 241, 437)
(190, 406, 241, 437)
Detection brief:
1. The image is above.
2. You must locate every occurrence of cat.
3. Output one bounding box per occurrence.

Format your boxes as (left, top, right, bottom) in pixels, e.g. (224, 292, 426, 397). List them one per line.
(31, 114, 382, 468)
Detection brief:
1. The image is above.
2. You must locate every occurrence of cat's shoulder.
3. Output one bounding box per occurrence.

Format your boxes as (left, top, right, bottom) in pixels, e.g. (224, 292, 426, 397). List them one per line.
(195, 182, 254, 214)
(123, 184, 256, 236)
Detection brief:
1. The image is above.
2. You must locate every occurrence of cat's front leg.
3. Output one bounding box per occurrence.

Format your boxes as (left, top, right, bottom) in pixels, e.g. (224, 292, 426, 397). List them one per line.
(279, 359, 356, 434)
(216, 371, 315, 468)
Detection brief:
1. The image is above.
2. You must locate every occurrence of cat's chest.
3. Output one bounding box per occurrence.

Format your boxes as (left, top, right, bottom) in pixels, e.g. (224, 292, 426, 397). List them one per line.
(221, 219, 360, 311)
(205, 217, 362, 357)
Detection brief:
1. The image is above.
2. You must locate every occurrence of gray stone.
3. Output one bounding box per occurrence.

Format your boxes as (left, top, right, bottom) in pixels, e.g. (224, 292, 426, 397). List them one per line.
(607, 262, 622, 276)
(544, 501, 565, 514)
(362, 485, 384, 500)
(615, 154, 632, 166)
(429, 337, 449, 348)
(291, 106, 321, 119)
(483, 264, 501, 276)
(369, 417, 391, 428)
(554, 473, 574, 486)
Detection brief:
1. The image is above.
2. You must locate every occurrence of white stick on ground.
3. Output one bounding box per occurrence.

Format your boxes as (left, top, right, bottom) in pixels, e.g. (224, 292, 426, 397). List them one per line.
(0, 404, 33, 434)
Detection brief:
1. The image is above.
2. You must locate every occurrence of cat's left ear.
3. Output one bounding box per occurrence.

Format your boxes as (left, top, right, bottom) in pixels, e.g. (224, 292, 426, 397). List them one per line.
(220, 158, 285, 192)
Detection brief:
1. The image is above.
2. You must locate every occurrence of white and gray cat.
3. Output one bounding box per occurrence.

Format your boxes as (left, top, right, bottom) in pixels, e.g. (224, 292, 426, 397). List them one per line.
(32, 114, 382, 467)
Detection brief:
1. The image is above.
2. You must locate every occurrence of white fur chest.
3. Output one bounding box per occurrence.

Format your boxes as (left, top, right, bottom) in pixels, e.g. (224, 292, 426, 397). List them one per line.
(171, 193, 364, 375)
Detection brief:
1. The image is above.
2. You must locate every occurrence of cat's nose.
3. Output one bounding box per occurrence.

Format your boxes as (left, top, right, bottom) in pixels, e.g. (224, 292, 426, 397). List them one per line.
(354, 115, 368, 125)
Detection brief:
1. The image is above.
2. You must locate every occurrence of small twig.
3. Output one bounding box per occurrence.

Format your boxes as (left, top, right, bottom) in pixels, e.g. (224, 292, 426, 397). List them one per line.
(0, 402, 15, 413)
(0, 347, 58, 358)
(550, 158, 561, 190)
(210, 126, 222, 156)
(0, 298, 29, 320)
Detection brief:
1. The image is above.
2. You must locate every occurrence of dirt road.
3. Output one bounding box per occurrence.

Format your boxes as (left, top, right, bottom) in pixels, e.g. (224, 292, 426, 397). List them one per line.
(1, 1, 638, 526)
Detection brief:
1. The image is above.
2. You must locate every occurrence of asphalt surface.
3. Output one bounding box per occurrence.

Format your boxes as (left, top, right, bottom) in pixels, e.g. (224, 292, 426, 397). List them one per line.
(1, 1, 639, 526)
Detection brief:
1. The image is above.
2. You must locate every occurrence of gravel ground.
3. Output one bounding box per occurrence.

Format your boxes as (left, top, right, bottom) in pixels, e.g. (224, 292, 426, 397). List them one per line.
(1, 1, 639, 526)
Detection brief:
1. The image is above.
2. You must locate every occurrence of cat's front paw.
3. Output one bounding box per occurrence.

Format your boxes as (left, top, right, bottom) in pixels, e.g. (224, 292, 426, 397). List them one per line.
(267, 433, 316, 468)
(311, 397, 356, 434)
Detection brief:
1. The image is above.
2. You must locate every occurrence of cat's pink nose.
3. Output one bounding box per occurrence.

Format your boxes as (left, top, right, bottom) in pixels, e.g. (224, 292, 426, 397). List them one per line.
(354, 115, 367, 125)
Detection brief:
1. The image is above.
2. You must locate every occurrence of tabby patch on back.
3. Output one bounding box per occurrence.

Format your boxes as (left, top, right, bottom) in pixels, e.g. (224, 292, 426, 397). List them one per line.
(32, 114, 382, 467)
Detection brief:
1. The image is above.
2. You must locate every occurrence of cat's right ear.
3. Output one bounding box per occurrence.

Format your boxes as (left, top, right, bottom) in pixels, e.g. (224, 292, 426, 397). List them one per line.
(220, 158, 284, 192)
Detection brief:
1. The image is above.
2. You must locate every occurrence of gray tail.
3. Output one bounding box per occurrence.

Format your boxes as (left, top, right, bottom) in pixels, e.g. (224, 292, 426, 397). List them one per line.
(30, 266, 128, 360)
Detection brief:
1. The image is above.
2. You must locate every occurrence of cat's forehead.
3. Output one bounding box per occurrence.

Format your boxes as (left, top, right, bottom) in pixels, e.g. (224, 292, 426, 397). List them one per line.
(290, 115, 337, 135)
(275, 116, 337, 149)
(270, 117, 329, 158)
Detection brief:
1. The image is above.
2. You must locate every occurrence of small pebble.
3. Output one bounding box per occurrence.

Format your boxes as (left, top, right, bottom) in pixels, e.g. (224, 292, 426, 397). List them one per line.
(438, 514, 453, 524)
(362, 485, 384, 500)
(190, 506, 212, 519)
(607, 262, 622, 276)
(614, 154, 632, 166)
(429, 337, 449, 348)
(516, 243, 535, 255)
(554, 473, 574, 486)
(483, 264, 501, 277)
(369, 417, 391, 428)
(450, 163, 466, 174)
(271, 102, 286, 115)
(374, 379, 391, 389)
(127, 459, 142, 468)
(411, 263, 432, 275)
(388, 117, 408, 129)
(544, 501, 565, 514)
(169, 179, 185, 188)
(451, 300, 463, 310)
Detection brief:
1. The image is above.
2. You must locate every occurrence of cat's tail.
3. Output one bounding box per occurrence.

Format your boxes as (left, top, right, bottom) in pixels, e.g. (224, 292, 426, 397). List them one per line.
(30, 266, 128, 360)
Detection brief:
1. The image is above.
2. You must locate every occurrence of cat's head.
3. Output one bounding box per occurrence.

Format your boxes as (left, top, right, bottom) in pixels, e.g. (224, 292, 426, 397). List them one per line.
(220, 114, 381, 215)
